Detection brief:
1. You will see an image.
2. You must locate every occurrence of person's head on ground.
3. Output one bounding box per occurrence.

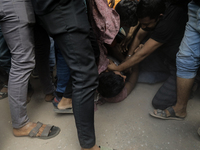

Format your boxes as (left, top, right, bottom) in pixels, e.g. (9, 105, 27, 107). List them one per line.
(98, 70, 126, 98)
(115, 0, 138, 27)
(136, 0, 166, 31)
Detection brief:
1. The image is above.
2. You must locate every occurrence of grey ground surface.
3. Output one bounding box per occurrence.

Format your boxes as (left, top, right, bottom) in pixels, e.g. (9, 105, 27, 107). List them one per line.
(0, 78, 200, 150)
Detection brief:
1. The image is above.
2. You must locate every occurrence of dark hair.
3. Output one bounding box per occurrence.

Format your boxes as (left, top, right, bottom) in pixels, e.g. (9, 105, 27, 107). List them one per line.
(115, 0, 138, 27)
(136, 0, 166, 19)
(97, 71, 125, 98)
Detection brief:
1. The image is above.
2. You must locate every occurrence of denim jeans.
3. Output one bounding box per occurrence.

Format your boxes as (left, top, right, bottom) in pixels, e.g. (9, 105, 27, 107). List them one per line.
(176, 1, 200, 79)
(55, 44, 70, 94)
(49, 37, 56, 71)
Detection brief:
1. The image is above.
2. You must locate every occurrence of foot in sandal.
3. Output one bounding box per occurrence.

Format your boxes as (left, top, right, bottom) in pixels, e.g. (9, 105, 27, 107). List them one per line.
(13, 122, 60, 139)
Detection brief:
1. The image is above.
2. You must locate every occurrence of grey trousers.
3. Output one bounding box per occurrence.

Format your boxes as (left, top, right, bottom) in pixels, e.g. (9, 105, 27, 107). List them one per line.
(0, 0, 35, 128)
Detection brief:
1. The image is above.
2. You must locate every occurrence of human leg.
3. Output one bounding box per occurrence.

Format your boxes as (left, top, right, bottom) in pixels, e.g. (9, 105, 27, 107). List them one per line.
(34, 22, 55, 101)
(0, 26, 10, 99)
(55, 44, 70, 95)
(0, 26, 11, 73)
(0, 0, 60, 138)
(151, 64, 177, 110)
(150, 2, 200, 119)
(37, 0, 98, 148)
(0, 0, 35, 128)
(171, 2, 200, 117)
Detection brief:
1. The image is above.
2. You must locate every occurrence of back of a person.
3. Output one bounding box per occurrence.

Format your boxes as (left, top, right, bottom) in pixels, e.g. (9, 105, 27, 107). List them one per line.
(151, 2, 188, 61)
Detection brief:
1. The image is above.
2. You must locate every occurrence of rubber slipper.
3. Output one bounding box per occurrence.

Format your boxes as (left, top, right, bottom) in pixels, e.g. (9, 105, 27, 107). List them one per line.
(28, 122, 60, 139)
(149, 107, 185, 121)
(54, 107, 73, 114)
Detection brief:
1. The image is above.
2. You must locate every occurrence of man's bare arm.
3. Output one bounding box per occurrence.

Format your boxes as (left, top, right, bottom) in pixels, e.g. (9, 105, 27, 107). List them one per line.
(108, 38, 163, 71)
(127, 28, 149, 56)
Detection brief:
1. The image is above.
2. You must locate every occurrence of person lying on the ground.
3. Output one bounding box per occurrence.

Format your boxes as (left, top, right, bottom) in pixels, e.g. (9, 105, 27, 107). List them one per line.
(108, 0, 188, 110)
(97, 58, 138, 103)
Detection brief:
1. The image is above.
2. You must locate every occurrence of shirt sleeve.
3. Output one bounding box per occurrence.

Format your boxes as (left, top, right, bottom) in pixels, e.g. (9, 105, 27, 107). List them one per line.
(151, 19, 178, 44)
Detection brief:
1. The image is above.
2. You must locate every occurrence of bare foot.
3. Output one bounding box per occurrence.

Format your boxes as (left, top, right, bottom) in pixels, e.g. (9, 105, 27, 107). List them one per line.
(81, 145, 100, 150)
(13, 122, 47, 137)
(57, 97, 72, 109)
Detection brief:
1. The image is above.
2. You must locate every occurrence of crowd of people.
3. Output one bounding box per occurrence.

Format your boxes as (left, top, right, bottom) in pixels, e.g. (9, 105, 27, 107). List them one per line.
(0, 0, 199, 149)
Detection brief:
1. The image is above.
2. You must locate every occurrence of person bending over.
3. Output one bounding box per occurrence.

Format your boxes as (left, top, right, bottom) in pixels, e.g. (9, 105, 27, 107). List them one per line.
(108, 0, 188, 112)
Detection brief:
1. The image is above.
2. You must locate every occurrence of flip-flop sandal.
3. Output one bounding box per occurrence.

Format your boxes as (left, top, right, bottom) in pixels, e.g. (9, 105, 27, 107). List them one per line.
(99, 146, 115, 150)
(149, 107, 185, 121)
(0, 84, 8, 100)
(54, 107, 73, 114)
(28, 122, 60, 139)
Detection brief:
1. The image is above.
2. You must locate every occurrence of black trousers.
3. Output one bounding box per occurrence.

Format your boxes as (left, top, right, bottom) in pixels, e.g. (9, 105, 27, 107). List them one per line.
(35, 0, 98, 148)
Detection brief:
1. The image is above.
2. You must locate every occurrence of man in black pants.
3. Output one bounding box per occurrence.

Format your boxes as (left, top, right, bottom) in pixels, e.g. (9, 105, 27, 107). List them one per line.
(31, 0, 100, 150)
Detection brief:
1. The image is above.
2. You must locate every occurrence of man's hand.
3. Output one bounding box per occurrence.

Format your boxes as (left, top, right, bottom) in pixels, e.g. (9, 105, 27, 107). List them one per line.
(134, 44, 144, 53)
(120, 37, 133, 53)
(107, 61, 119, 71)
(108, 0, 115, 8)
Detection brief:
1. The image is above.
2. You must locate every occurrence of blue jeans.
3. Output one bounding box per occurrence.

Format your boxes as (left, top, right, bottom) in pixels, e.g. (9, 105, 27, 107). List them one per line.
(55, 44, 70, 94)
(49, 37, 56, 71)
(176, 1, 200, 79)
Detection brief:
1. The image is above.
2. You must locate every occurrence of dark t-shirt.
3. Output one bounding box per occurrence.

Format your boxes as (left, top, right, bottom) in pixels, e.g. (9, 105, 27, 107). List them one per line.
(150, 3, 188, 61)
(31, 0, 60, 15)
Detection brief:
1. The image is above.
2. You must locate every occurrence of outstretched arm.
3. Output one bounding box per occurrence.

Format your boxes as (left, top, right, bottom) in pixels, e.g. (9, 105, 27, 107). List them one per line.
(108, 38, 163, 72)
(127, 28, 149, 57)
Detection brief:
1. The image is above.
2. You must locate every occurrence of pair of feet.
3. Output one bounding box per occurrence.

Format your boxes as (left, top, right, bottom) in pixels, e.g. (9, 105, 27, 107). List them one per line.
(150, 105, 187, 120)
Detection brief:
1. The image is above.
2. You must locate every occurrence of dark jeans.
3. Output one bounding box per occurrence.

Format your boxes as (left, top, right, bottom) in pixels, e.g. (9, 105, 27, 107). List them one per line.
(35, 0, 98, 148)
(138, 52, 177, 110)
